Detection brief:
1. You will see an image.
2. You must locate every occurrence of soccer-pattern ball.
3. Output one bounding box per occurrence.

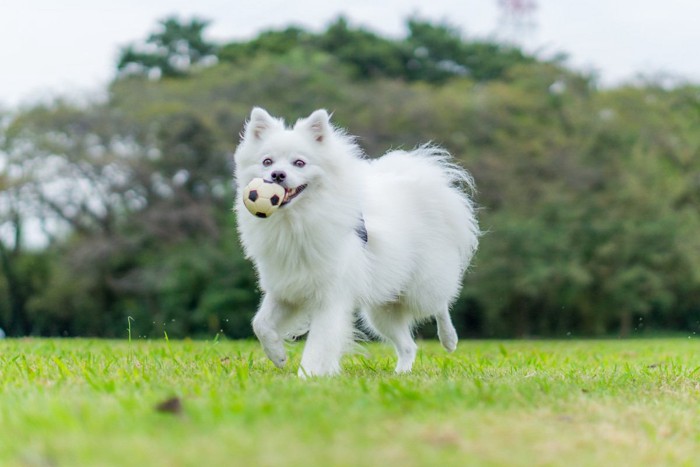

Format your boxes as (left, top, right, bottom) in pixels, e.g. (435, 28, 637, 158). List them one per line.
(242, 178, 286, 218)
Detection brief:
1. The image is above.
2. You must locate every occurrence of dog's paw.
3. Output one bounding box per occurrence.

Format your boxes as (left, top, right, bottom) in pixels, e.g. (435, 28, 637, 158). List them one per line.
(394, 363, 413, 374)
(438, 328, 458, 353)
(271, 354, 287, 369)
(297, 362, 340, 378)
(262, 345, 287, 368)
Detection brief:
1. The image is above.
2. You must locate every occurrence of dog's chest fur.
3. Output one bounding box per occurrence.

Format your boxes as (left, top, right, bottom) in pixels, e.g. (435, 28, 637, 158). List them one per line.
(245, 211, 362, 304)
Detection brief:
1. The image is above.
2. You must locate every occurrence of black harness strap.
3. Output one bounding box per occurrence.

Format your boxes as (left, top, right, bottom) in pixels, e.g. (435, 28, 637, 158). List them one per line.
(355, 216, 368, 245)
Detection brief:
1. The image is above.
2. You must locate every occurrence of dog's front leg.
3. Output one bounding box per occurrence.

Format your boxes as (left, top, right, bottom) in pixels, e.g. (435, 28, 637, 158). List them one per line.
(252, 294, 290, 369)
(298, 300, 354, 377)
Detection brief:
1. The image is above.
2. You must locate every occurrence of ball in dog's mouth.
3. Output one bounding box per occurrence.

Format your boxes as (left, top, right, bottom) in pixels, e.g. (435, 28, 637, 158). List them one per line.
(281, 184, 307, 206)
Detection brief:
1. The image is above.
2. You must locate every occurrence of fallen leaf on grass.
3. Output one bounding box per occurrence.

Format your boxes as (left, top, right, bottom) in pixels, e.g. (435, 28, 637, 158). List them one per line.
(155, 396, 183, 415)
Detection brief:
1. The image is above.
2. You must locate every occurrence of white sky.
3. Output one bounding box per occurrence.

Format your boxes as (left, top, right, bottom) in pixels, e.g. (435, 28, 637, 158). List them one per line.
(1, 0, 699, 108)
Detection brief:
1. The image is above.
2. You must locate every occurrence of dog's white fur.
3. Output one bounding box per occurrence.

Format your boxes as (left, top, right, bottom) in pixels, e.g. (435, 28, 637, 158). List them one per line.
(234, 108, 479, 376)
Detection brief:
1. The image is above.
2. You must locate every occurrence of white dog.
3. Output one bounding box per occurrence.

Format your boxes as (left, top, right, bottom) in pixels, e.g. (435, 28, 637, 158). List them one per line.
(234, 108, 479, 376)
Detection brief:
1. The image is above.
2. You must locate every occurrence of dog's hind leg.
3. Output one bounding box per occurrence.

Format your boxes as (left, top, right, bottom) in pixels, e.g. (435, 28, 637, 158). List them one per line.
(365, 305, 417, 373)
(436, 309, 458, 353)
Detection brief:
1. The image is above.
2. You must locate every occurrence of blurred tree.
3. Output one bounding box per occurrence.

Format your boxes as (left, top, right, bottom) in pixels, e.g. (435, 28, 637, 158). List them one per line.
(117, 16, 217, 78)
(404, 18, 536, 82)
(217, 17, 537, 84)
(0, 114, 52, 336)
(3, 98, 238, 336)
(315, 17, 407, 79)
(2, 17, 700, 339)
(218, 26, 311, 63)
(0, 181, 31, 335)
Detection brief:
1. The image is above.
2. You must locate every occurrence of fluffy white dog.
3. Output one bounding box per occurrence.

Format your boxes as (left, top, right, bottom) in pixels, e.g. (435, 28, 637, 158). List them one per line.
(234, 108, 479, 376)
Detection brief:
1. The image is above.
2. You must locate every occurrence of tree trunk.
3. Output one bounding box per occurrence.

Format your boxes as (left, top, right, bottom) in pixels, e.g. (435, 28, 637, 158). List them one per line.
(619, 311, 632, 338)
(0, 241, 29, 336)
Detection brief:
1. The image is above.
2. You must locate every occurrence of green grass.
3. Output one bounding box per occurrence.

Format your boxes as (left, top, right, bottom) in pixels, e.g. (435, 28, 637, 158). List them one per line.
(1, 338, 700, 466)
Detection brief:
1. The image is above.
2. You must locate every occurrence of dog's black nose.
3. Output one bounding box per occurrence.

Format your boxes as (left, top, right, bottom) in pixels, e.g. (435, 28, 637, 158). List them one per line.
(271, 171, 286, 183)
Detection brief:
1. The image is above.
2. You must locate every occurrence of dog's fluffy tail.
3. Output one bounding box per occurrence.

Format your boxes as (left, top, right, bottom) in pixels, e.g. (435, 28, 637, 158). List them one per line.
(375, 144, 480, 262)
(409, 144, 477, 194)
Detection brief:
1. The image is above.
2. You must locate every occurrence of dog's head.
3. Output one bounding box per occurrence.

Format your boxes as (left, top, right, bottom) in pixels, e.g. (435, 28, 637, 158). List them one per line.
(234, 108, 337, 209)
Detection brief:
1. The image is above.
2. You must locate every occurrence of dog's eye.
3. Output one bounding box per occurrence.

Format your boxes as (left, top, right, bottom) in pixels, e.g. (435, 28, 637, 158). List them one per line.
(262, 158, 273, 167)
(294, 159, 306, 168)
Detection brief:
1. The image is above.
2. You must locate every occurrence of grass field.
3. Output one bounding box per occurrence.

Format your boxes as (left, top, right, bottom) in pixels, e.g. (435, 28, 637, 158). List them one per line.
(1, 338, 699, 466)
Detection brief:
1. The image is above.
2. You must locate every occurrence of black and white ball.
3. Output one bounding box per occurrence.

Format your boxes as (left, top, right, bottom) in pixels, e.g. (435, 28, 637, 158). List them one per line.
(242, 178, 285, 218)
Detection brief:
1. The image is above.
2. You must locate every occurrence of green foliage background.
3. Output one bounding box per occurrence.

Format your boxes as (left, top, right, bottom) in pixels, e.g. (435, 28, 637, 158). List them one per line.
(2, 17, 700, 338)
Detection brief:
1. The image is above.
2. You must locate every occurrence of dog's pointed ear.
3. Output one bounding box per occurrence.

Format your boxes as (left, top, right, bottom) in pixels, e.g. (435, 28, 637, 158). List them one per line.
(245, 107, 279, 141)
(298, 109, 331, 143)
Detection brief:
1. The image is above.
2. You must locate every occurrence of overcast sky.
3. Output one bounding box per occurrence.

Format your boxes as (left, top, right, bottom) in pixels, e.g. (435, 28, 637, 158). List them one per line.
(1, 0, 699, 108)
